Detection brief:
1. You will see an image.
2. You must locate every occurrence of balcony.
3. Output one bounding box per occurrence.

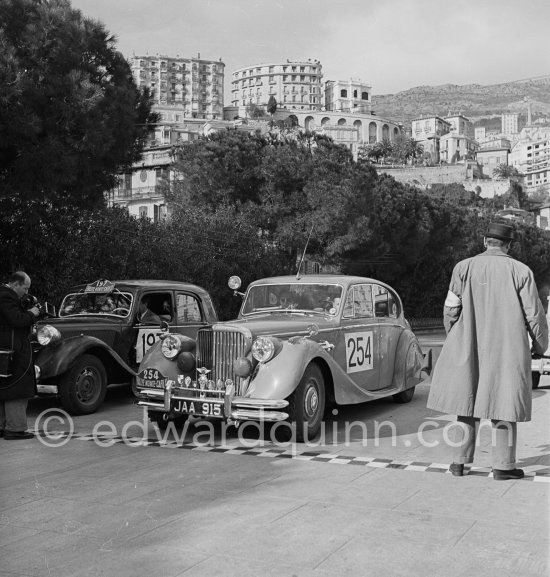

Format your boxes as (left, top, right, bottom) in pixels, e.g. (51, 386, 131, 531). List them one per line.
(112, 186, 165, 201)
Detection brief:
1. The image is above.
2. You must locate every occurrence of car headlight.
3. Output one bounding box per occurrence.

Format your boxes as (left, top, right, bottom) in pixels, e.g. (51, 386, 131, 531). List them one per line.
(37, 325, 61, 346)
(251, 337, 280, 363)
(161, 334, 184, 359)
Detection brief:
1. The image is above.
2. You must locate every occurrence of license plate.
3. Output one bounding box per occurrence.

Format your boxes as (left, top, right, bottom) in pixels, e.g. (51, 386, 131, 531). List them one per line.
(137, 368, 166, 389)
(173, 399, 224, 418)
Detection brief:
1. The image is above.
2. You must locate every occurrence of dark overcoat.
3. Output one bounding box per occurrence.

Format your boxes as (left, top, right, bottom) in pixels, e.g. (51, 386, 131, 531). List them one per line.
(427, 248, 549, 422)
(0, 285, 37, 401)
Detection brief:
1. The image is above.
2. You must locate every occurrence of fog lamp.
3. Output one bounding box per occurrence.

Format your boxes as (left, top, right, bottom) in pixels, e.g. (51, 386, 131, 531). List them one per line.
(233, 357, 253, 377)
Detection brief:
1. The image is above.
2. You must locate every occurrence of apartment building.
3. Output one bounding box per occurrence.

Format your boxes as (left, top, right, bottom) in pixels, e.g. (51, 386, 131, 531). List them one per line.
(410, 116, 451, 163)
(231, 60, 323, 111)
(510, 137, 550, 193)
(501, 112, 519, 136)
(131, 54, 225, 119)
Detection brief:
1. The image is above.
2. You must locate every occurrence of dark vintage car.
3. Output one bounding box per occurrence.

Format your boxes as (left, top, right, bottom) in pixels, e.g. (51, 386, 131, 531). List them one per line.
(33, 279, 217, 414)
(134, 275, 430, 441)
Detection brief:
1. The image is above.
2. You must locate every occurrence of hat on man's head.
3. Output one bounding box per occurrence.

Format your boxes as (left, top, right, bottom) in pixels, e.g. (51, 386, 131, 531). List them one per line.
(485, 222, 516, 242)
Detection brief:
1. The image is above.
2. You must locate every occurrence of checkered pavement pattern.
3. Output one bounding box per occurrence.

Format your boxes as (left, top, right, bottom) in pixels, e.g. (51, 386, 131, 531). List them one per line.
(33, 429, 550, 482)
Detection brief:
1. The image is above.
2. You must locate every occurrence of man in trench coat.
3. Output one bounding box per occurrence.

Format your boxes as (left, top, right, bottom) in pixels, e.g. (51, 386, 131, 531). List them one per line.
(0, 271, 41, 439)
(427, 223, 548, 480)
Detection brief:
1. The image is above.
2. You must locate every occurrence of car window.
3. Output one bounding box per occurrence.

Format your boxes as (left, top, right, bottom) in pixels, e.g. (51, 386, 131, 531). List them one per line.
(242, 283, 343, 315)
(373, 285, 400, 318)
(59, 291, 133, 318)
(176, 293, 202, 323)
(138, 292, 172, 324)
(343, 284, 373, 318)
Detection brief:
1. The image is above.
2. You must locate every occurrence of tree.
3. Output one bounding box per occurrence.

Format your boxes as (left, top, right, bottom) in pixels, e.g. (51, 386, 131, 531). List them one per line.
(0, 0, 156, 208)
(492, 163, 520, 179)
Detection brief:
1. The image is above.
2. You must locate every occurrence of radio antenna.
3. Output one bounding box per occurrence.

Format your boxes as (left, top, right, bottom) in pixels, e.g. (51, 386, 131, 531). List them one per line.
(296, 224, 314, 280)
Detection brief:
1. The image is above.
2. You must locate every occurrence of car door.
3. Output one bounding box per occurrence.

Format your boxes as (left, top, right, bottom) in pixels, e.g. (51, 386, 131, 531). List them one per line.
(334, 283, 381, 391)
(173, 291, 208, 340)
(373, 284, 404, 388)
(134, 291, 174, 366)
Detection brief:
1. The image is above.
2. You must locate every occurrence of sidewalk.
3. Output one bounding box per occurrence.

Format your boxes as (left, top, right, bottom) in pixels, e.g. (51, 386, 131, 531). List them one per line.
(0, 377, 548, 577)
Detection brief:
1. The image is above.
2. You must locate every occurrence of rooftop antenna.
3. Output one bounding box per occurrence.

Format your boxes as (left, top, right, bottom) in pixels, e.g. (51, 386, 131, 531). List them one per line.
(296, 224, 314, 280)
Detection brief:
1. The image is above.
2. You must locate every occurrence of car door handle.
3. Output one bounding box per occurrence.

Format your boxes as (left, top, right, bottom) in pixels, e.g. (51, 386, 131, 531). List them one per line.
(320, 340, 335, 351)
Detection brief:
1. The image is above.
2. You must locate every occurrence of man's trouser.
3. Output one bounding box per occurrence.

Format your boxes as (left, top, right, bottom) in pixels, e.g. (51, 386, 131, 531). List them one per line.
(451, 416, 517, 470)
(0, 398, 29, 432)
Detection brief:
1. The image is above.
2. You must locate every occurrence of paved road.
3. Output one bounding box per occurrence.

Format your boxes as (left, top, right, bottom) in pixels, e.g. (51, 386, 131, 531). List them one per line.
(1, 333, 549, 577)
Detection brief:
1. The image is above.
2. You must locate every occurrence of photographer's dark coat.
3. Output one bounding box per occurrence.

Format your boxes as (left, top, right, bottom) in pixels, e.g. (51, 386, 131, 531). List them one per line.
(0, 285, 37, 400)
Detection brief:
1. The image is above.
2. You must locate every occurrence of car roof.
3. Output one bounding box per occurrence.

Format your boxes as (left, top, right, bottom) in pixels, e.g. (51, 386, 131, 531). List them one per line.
(248, 275, 395, 290)
(67, 279, 211, 298)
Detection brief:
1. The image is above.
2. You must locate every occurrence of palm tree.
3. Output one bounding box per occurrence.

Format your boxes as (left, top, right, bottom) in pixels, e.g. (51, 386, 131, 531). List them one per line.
(406, 138, 424, 164)
(492, 164, 519, 179)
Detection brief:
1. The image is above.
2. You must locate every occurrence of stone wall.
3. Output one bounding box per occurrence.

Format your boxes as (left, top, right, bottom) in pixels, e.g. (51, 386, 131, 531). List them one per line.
(377, 165, 511, 198)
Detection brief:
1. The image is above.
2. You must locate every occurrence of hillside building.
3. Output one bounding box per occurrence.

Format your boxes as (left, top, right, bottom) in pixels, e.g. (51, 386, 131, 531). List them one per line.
(501, 112, 519, 136)
(324, 79, 373, 114)
(131, 54, 225, 120)
(510, 136, 550, 194)
(230, 60, 323, 111)
(410, 116, 451, 163)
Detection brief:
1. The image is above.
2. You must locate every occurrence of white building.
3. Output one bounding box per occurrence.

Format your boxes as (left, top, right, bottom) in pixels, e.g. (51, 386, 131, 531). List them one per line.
(510, 136, 550, 194)
(231, 60, 323, 111)
(131, 54, 225, 120)
(501, 112, 519, 137)
(324, 79, 373, 114)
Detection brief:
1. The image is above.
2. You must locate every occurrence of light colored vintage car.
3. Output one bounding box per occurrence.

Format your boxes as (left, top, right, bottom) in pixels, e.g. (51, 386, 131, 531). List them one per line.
(133, 275, 429, 441)
(531, 296, 550, 389)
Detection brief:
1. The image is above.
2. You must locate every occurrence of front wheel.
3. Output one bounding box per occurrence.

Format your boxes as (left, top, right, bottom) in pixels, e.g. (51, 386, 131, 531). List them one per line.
(59, 354, 107, 415)
(288, 364, 325, 442)
(532, 372, 541, 390)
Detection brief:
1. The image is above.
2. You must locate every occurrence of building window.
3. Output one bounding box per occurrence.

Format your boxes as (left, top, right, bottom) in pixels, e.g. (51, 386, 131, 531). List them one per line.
(139, 206, 148, 218)
(353, 90, 357, 98)
(341, 89, 347, 98)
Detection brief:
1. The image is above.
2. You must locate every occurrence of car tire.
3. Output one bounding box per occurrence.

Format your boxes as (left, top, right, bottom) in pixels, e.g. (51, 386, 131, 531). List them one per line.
(288, 364, 325, 442)
(148, 411, 189, 432)
(59, 354, 107, 415)
(532, 372, 541, 390)
(393, 386, 416, 404)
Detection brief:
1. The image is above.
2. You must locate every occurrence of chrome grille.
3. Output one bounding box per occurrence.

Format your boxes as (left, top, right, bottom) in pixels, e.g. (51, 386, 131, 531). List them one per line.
(196, 329, 248, 392)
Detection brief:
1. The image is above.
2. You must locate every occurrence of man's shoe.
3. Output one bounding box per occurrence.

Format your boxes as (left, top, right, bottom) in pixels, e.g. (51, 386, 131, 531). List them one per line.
(493, 468, 524, 481)
(4, 430, 35, 440)
(449, 463, 464, 477)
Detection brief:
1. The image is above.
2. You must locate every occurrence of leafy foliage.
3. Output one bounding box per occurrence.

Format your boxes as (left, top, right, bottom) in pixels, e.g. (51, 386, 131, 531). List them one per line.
(0, 0, 156, 208)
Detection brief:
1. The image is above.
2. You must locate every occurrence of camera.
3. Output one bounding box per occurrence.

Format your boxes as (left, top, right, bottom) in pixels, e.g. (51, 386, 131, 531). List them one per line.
(21, 294, 43, 313)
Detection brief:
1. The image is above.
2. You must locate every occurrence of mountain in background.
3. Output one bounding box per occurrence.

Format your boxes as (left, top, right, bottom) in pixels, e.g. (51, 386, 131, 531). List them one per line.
(372, 75, 550, 126)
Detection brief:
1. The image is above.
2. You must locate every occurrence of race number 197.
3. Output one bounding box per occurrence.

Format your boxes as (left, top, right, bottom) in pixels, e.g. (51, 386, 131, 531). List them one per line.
(345, 331, 373, 374)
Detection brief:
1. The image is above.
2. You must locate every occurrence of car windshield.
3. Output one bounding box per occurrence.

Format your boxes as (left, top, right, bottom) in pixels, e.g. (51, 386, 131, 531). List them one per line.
(59, 291, 134, 318)
(241, 283, 343, 316)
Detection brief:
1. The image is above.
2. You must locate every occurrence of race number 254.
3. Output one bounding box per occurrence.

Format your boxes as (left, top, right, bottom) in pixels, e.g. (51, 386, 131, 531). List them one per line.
(345, 331, 373, 374)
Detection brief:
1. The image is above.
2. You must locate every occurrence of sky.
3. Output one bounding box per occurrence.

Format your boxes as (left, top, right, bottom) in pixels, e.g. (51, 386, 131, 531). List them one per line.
(70, 0, 549, 96)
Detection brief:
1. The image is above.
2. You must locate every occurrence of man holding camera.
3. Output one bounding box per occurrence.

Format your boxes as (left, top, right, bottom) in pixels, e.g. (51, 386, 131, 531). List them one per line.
(0, 271, 41, 440)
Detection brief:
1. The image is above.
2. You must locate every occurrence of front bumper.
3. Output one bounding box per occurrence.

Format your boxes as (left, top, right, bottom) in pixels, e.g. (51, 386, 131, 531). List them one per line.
(136, 380, 289, 423)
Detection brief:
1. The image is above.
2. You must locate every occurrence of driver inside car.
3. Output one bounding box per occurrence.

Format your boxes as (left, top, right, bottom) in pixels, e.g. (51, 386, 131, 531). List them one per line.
(137, 296, 162, 325)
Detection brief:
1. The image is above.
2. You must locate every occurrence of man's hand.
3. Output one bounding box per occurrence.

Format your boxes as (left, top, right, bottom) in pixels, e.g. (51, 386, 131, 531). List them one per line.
(29, 306, 41, 317)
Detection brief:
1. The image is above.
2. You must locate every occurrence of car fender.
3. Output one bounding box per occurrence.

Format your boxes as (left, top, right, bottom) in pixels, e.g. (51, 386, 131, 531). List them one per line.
(392, 330, 424, 390)
(36, 335, 136, 379)
(244, 339, 333, 400)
